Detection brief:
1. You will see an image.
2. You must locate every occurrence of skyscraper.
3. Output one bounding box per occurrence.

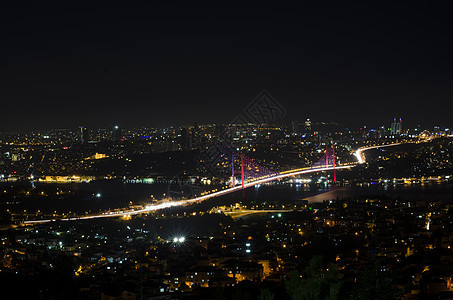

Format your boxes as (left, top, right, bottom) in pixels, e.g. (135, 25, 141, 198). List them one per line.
(390, 118, 396, 135)
(378, 126, 387, 138)
(396, 118, 403, 135)
(112, 125, 122, 142)
(390, 117, 403, 135)
(79, 126, 88, 144)
(304, 119, 312, 132)
(291, 120, 299, 134)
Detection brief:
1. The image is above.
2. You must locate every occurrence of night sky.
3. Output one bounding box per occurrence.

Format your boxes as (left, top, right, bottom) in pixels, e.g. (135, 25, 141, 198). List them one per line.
(2, 2, 453, 131)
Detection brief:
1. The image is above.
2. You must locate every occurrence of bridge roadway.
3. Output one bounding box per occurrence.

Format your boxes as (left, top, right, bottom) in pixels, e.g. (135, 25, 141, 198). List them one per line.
(354, 142, 402, 164)
(22, 165, 351, 224)
(353, 139, 434, 164)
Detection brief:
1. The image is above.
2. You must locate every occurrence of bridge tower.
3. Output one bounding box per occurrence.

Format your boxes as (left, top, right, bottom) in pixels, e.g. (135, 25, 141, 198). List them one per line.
(232, 153, 245, 189)
(241, 153, 245, 189)
(323, 141, 337, 185)
(232, 154, 235, 187)
(332, 140, 336, 184)
(326, 143, 329, 184)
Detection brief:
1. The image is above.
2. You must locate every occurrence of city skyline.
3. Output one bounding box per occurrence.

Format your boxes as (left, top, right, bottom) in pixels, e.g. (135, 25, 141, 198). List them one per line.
(0, 117, 450, 135)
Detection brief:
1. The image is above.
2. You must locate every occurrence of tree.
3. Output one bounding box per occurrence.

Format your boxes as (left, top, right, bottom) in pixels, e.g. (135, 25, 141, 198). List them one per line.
(285, 256, 342, 300)
(351, 261, 401, 300)
(212, 286, 226, 300)
(258, 288, 275, 300)
(231, 289, 251, 300)
(0, 209, 12, 224)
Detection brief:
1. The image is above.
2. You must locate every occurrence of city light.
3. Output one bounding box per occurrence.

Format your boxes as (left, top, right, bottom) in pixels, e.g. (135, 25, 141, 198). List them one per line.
(173, 236, 186, 243)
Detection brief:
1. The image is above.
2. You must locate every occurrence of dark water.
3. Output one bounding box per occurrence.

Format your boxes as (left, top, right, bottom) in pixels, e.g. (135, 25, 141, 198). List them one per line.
(218, 182, 453, 204)
(303, 183, 453, 203)
(1, 180, 453, 213)
(0, 180, 172, 213)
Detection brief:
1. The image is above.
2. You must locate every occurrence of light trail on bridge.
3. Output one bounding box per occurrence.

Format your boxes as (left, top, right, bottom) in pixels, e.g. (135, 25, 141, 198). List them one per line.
(354, 142, 403, 164)
(22, 165, 351, 225)
(353, 138, 436, 164)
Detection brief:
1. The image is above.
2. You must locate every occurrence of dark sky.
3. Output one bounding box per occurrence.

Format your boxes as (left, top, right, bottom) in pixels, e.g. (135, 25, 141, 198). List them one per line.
(1, 2, 453, 131)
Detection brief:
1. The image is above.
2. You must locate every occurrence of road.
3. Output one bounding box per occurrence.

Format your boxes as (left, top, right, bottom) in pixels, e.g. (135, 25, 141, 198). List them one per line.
(354, 142, 403, 164)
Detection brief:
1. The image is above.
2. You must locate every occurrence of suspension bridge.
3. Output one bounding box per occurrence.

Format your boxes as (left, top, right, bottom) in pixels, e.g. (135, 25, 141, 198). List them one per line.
(22, 142, 396, 224)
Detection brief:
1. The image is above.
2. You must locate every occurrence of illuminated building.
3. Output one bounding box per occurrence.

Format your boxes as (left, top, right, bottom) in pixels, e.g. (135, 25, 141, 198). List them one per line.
(79, 126, 88, 144)
(304, 119, 312, 131)
(85, 153, 108, 160)
(112, 125, 121, 142)
(390, 117, 403, 135)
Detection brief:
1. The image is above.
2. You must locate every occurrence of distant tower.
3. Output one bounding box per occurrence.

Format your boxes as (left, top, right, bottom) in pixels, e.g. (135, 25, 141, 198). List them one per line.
(112, 125, 122, 142)
(379, 126, 386, 138)
(79, 126, 88, 144)
(291, 120, 299, 134)
(396, 118, 403, 135)
(391, 117, 403, 136)
(390, 117, 397, 135)
(304, 119, 312, 132)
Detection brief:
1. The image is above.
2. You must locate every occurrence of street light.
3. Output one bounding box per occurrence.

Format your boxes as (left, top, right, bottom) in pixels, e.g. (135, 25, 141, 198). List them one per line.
(172, 236, 186, 243)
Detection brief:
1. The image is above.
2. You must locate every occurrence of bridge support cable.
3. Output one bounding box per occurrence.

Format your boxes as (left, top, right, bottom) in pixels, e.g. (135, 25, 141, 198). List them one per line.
(232, 152, 277, 188)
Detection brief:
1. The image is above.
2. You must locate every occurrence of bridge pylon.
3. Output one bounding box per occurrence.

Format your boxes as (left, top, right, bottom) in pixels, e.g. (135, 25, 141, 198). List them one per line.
(332, 140, 336, 185)
(232, 152, 245, 189)
(326, 140, 337, 185)
(313, 141, 337, 185)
